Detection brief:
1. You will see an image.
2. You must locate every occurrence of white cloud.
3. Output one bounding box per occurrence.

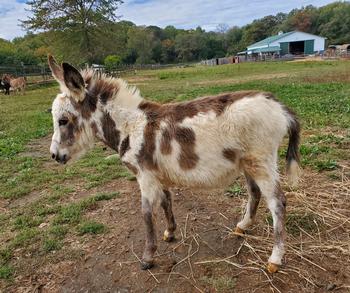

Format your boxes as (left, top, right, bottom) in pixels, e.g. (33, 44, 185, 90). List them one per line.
(0, 0, 29, 40)
(0, 0, 337, 40)
(118, 0, 336, 31)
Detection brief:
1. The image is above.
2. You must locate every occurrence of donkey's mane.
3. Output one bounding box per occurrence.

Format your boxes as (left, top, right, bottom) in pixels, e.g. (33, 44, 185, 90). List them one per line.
(80, 68, 143, 109)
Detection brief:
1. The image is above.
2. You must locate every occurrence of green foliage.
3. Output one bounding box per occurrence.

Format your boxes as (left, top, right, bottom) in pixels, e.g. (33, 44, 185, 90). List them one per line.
(226, 183, 243, 197)
(0, 265, 13, 280)
(77, 221, 105, 235)
(42, 238, 62, 252)
(93, 192, 119, 201)
(104, 55, 122, 69)
(3, 1, 350, 66)
(22, 0, 123, 64)
(266, 212, 320, 236)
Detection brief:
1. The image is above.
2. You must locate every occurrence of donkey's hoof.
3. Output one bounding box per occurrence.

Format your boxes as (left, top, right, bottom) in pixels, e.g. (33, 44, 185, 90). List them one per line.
(140, 260, 154, 270)
(234, 226, 245, 235)
(267, 262, 279, 274)
(163, 230, 175, 242)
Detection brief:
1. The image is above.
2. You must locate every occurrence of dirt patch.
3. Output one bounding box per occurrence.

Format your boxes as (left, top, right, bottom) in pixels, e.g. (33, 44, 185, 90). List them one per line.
(3, 167, 350, 292)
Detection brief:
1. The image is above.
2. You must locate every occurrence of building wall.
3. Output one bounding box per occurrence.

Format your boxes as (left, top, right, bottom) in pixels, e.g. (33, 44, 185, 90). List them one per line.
(270, 31, 325, 52)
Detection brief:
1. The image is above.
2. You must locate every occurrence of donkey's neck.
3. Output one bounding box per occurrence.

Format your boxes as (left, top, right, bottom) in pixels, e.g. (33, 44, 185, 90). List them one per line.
(85, 72, 147, 150)
(104, 79, 145, 133)
(112, 79, 144, 111)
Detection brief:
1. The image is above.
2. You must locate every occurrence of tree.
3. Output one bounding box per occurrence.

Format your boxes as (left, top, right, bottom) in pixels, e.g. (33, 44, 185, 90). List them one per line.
(22, 0, 123, 64)
(104, 55, 122, 69)
(216, 23, 229, 34)
(127, 27, 156, 64)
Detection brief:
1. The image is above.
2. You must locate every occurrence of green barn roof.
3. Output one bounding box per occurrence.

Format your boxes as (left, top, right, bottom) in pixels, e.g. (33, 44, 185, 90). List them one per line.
(248, 31, 295, 48)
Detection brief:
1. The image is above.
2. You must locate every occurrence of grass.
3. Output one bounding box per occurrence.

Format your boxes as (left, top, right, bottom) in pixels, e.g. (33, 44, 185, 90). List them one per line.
(0, 265, 13, 280)
(0, 60, 349, 283)
(266, 212, 320, 236)
(225, 183, 243, 197)
(77, 221, 106, 235)
(42, 238, 63, 252)
(200, 275, 236, 291)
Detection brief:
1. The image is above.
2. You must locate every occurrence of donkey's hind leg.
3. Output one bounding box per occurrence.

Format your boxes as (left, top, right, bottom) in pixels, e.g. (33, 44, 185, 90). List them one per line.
(255, 177, 286, 273)
(235, 173, 261, 234)
(239, 155, 286, 273)
(161, 189, 177, 242)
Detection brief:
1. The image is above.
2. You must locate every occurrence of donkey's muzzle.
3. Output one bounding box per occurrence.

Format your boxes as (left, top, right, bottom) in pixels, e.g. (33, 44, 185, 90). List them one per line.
(51, 153, 68, 164)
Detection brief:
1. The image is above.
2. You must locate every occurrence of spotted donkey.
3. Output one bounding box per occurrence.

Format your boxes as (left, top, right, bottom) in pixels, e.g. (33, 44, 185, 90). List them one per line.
(48, 55, 301, 273)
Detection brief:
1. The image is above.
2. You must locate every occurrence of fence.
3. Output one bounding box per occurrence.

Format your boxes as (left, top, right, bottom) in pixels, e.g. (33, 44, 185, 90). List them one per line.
(0, 62, 195, 85)
(0, 64, 53, 85)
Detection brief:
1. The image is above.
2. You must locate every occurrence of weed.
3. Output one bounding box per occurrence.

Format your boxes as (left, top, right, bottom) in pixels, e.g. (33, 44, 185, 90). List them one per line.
(43, 238, 63, 252)
(53, 203, 82, 225)
(77, 221, 105, 235)
(0, 265, 13, 280)
(314, 159, 338, 171)
(267, 212, 320, 235)
(200, 276, 236, 291)
(93, 192, 119, 201)
(11, 228, 39, 248)
(226, 183, 243, 197)
(13, 215, 43, 230)
(49, 225, 68, 239)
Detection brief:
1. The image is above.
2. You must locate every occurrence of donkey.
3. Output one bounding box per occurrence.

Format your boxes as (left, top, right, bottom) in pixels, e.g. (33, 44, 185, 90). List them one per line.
(10, 77, 26, 94)
(0, 79, 10, 95)
(48, 55, 301, 273)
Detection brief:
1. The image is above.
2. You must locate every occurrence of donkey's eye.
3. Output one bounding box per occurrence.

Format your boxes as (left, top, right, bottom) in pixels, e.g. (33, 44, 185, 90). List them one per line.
(58, 118, 69, 126)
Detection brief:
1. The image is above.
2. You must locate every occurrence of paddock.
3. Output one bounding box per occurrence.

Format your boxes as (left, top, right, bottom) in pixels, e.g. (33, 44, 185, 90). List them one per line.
(0, 60, 349, 292)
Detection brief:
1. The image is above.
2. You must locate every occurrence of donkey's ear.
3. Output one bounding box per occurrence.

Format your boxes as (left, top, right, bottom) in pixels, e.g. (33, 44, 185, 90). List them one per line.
(48, 55, 64, 82)
(62, 62, 85, 101)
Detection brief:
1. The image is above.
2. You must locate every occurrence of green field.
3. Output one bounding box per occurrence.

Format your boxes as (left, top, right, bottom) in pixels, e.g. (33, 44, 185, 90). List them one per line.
(0, 60, 349, 291)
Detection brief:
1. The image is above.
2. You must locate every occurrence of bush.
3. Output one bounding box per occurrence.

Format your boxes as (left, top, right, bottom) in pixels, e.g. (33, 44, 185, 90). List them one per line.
(104, 55, 122, 70)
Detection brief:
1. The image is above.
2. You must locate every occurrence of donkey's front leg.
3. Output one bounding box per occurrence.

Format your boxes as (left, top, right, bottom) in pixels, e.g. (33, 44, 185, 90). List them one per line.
(139, 176, 163, 270)
(161, 190, 176, 242)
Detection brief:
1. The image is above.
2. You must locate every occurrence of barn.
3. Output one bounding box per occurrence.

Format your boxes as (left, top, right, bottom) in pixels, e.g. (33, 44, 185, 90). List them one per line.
(239, 31, 326, 58)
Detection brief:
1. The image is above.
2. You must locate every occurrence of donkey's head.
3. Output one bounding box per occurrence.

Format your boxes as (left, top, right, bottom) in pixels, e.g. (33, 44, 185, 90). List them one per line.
(48, 55, 96, 164)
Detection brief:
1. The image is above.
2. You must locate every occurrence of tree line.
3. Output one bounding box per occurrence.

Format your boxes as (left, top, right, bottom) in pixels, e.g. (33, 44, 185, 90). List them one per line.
(0, 1, 349, 67)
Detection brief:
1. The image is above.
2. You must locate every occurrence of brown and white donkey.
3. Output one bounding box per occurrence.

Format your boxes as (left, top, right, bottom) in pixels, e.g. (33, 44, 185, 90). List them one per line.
(48, 55, 301, 273)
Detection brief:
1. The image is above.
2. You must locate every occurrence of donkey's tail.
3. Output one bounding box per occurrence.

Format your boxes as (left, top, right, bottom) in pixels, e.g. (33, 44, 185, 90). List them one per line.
(285, 109, 301, 187)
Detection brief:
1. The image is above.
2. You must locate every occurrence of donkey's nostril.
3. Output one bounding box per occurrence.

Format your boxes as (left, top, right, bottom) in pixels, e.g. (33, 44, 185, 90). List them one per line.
(52, 153, 56, 159)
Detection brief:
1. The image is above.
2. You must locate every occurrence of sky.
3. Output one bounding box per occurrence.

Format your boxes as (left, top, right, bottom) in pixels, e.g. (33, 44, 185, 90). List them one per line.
(0, 0, 337, 40)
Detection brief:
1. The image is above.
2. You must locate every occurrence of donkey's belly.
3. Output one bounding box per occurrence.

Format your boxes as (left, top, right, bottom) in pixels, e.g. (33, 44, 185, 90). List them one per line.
(158, 162, 241, 189)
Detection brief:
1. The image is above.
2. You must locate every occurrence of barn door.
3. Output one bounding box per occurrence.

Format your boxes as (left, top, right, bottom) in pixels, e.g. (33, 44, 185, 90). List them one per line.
(304, 40, 315, 54)
(280, 42, 289, 55)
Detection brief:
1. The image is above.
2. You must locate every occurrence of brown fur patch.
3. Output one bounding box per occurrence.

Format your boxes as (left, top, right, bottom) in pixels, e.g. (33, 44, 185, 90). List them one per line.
(245, 174, 262, 218)
(101, 113, 120, 151)
(240, 156, 267, 179)
(139, 90, 261, 123)
(70, 71, 120, 119)
(89, 78, 119, 105)
(174, 127, 198, 169)
(90, 121, 98, 135)
(137, 91, 263, 171)
(160, 128, 172, 155)
(124, 162, 138, 175)
(60, 115, 80, 146)
(137, 123, 158, 170)
(223, 148, 237, 163)
(119, 136, 130, 158)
